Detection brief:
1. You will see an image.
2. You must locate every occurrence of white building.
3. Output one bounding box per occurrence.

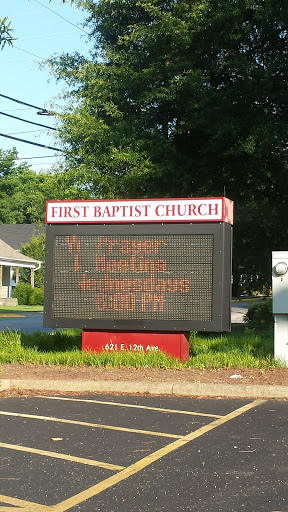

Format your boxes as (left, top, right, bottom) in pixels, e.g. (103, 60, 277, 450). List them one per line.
(0, 238, 42, 305)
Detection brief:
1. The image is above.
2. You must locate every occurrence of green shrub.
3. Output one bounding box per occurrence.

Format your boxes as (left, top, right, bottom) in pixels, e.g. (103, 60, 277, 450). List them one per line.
(244, 300, 273, 328)
(13, 282, 34, 305)
(13, 282, 44, 305)
(29, 287, 44, 305)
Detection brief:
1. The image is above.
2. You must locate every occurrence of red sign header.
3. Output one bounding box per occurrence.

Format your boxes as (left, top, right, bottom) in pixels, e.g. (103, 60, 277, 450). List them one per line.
(46, 197, 233, 225)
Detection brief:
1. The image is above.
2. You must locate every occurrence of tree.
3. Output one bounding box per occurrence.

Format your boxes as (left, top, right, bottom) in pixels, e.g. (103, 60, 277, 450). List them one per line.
(0, 148, 87, 224)
(48, 0, 288, 293)
(49, 1, 287, 194)
(20, 234, 46, 289)
(49, 1, 206, 197)
(0, 149, 44, 223)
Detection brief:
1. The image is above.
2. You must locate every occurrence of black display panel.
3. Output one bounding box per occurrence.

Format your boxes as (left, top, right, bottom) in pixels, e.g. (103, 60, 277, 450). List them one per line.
(44, 223, 232, 331)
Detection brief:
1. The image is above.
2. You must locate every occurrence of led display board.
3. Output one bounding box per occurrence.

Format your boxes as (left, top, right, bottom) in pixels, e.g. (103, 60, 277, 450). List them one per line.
(44, 222, 232, 331)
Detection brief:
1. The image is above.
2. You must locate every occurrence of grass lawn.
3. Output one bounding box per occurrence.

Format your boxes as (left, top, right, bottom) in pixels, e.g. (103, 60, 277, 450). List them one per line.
(0, 324, 279, 369)
(0, 301, 277, 369)
(0, 305, 43, 314)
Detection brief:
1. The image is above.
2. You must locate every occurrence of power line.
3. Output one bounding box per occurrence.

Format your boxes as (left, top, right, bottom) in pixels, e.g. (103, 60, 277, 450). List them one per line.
(1, 108, 34, 112)
(14, 45, 46, 60)
(8, 130, 46, 135)
(33, 0, 89, 35)
(0, 160, 58, 168)
(20, 31, 78, 41)
(0, 133, 64, 152)
(4, 57, 45, 64)
(0, 93, 45, 112)
(0, 155, 59, 163)
(14, 155, 58, 160)
(0, 111, 56, 130)
(0, 156, 55, 161)
(28, 162, 59, 166)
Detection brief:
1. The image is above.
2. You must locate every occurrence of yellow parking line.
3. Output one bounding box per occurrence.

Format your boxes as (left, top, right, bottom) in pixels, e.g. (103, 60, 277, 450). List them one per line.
(0, 410, 180, 439)
(0, 507, 38, 512)
(0, 442, 124, 471)
(40, 396, 223, 419)
(0, 508, 25, 511)
(0, 314, 26, 318)
(49, 399, 266, 512)
(0, 493, 49, 511)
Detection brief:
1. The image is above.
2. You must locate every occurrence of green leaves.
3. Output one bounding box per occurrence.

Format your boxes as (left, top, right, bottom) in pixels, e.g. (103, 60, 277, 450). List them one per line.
(0, 149, 86, 224)
(48, 1, 208, 197)
(0, 17, 16, 50)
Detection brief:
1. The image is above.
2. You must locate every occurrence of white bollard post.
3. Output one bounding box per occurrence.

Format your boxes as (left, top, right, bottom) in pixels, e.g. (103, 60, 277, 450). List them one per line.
(274, 313, 288, 365)
(272, 252, 288, 366)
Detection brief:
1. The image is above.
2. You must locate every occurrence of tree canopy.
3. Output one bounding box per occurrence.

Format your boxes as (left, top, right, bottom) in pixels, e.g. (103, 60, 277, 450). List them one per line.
(49, 0, 287, 200)
(0, 148, 86, 224)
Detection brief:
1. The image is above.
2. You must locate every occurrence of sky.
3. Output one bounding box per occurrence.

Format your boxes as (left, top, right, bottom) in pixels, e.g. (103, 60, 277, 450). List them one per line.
(1, 0, 92, 172)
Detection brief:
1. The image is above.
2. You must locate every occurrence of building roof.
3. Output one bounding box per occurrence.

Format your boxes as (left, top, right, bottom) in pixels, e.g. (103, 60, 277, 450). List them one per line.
(0, 239, 42, 269)
(0, 224, 45, 251)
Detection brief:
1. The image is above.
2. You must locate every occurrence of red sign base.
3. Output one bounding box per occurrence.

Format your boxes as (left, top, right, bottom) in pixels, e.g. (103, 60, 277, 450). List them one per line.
(82, 330, 190, 361)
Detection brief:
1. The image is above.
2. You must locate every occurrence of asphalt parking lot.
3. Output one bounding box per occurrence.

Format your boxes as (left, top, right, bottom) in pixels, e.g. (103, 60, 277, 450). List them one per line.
(0, 394, 287, 512)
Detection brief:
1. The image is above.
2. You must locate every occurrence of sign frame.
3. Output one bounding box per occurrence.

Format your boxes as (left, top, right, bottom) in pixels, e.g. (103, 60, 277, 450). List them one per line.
(46, 197, 234, 224)
(43, 221, 232, 332)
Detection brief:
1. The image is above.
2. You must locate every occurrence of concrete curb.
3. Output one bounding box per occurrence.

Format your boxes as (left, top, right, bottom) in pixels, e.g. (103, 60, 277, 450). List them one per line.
(1, 378, 288, 398)
(0, 379, 11, 392)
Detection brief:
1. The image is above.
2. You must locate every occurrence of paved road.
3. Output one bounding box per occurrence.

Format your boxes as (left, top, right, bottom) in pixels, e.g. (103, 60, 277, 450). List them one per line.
(0, 302, 250, 334)
(0, 312, 52, 334)
(231, 300, 259, 324)
(0, 394, 286, 512)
